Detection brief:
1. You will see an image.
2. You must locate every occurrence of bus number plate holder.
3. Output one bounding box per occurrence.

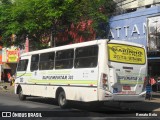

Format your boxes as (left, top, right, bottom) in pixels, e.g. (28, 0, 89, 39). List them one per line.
(123, 86, 131, 90)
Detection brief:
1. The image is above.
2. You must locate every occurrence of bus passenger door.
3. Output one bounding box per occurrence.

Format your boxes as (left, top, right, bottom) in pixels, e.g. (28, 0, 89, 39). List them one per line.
(16, 58, 30, 95)
(30, 54, 40, 96)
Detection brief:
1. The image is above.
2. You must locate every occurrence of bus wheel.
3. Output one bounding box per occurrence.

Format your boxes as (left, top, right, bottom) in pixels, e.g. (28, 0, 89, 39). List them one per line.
(58, 91, 68, 108)
(18, 87, 26, 101)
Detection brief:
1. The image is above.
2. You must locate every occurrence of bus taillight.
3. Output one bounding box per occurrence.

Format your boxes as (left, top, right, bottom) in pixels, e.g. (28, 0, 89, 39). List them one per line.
(102, 73, 108, 89)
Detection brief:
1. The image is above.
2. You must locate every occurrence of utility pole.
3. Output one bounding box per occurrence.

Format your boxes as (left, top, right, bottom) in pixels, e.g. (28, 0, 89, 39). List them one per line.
(50, 29, 53, 47)
(25, 35, 29, 52)
(50, 26, 56, 47)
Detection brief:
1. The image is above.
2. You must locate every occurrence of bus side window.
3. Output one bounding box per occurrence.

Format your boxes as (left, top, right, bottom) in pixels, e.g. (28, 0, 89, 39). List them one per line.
(39, 52, 55, 70)
(55, 49, 74, 69)
(17, 59, 28, 71)
(48, 52, 55, 69)
(75, 45, 98, 68)
(31, 54, 39, 71)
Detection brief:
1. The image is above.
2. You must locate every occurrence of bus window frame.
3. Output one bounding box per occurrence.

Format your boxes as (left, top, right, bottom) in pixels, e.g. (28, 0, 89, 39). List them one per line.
(74, 45, 98, 68)
(17, 59, 29, 71)
(30, 54, 39, 71)
(55, 49, 74, 69)
(39, 52, 55, 70)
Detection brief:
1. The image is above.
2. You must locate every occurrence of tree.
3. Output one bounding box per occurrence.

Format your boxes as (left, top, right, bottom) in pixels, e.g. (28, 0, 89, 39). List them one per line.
(0, 0, 116, 49)
(54, 0, 116, 46)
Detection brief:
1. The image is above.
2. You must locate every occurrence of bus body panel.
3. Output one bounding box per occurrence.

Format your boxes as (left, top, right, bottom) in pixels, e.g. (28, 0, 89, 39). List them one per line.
(16, 69, 99, 102)
(15, 39, 147, 103)
(97, 40, 147, 101)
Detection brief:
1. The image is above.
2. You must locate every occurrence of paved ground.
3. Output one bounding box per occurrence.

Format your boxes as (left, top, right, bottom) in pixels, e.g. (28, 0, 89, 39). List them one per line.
(0, 82, 14, 93)
(0, 82, 160, 112)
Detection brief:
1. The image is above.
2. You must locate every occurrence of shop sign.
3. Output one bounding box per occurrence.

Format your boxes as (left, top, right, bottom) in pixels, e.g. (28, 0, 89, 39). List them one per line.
(6, 50, 19, 63)
(2, 47, 20, 63)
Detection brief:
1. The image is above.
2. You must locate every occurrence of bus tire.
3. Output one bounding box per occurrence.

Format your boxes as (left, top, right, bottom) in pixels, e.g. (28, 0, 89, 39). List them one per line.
(18, 87, 26, 101)
(58, 91, 68, 108)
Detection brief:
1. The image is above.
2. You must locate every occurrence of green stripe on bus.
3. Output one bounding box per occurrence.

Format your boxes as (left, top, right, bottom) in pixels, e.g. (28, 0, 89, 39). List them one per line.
(119, 80, 144, 84)
(28, 80, 97, 85)
(118, 72, 146, 76)
(41, 71, 71, 75)
(17, 73, 32, 76)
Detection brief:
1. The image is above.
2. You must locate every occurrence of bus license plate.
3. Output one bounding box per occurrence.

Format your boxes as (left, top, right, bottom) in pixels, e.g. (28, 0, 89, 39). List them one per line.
(123, 86, 131, 90)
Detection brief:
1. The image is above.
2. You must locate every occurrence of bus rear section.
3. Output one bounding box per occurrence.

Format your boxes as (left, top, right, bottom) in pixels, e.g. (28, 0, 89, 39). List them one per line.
(99, 41, 147, 102)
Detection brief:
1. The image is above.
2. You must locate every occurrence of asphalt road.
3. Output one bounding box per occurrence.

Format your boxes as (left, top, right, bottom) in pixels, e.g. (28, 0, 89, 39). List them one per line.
(0, 86, 160, 120)
(0, 92, 64, 111)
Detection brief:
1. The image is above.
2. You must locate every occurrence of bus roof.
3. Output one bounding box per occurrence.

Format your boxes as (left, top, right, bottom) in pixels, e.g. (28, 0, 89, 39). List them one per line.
(20, 39, 145, 57)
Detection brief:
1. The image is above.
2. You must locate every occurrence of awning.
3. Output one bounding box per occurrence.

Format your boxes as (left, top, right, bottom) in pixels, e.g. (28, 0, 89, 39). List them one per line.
(2, 63, 11, 69)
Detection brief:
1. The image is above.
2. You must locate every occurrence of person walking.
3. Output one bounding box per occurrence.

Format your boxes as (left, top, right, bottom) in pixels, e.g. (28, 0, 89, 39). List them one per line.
(7, 72, 11, 85)
(146, 83, 152, 100)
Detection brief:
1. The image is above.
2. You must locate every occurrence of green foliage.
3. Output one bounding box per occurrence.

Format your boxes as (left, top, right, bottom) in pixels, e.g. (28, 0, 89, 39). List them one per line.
(0, 0, 115, 49)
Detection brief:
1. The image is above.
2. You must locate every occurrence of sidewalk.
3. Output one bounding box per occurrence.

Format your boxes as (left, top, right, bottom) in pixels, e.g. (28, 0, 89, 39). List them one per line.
(0, 82, 14, 93)
(152, 91, 160, 98)
(146, 91, 160, 104)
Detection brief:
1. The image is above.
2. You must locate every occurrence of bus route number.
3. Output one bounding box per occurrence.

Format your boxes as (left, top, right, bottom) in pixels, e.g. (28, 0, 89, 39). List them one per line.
(68, 75, 73, 80)
(20, 78, 24, 82)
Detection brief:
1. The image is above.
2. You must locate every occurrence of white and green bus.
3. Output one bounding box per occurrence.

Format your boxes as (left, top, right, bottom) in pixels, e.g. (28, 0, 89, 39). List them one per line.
(15, 39, 147, 108)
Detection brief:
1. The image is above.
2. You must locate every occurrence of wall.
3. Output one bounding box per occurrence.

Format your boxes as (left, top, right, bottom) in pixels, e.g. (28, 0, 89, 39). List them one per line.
(109, 6, 160, 49)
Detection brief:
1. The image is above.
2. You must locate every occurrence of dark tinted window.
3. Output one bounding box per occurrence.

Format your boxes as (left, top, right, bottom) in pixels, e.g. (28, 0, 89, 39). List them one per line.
(30, 54, 39, 71)
(75, 45, 98, 68)
(39, 52, 55, 70)
(55, 49, 74, 69)
(17, 59, 28, 71)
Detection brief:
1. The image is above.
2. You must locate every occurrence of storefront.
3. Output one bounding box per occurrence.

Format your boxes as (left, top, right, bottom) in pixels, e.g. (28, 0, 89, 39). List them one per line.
(147, 51, 160, 91)
(1, 46, 19, 82)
